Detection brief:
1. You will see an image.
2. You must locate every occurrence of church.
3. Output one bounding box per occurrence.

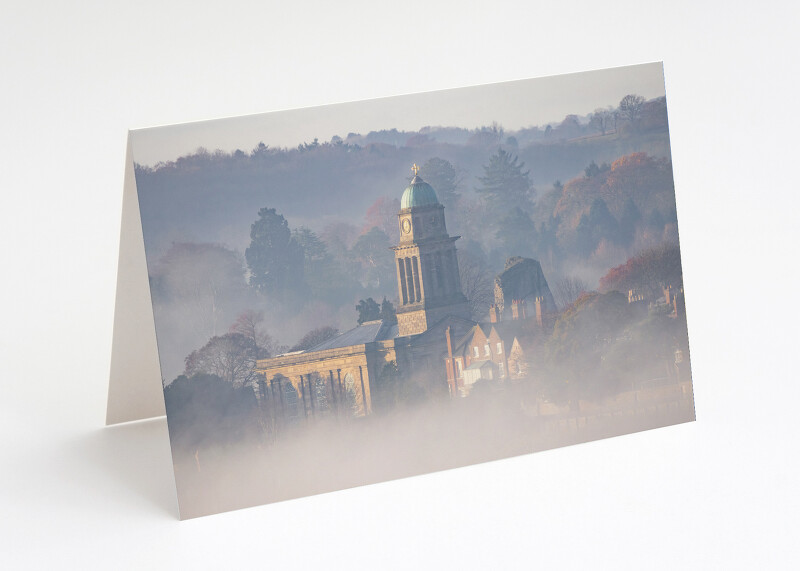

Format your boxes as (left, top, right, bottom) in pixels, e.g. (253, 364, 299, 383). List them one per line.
(253, 165, 477, 420)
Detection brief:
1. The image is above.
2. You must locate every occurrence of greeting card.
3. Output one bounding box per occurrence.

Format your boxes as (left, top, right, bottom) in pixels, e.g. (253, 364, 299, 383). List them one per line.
(108, 63, 694, 519)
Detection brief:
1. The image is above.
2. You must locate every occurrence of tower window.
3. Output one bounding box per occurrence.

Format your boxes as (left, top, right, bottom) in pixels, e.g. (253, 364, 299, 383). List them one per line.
(497, 342, 503, 354)
(473, 346, 479, 358)
(484, 344, 490, 356)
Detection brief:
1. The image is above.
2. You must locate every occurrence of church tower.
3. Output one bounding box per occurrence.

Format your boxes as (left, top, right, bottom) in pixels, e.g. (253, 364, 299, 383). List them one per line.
(393, 164, 471, 336)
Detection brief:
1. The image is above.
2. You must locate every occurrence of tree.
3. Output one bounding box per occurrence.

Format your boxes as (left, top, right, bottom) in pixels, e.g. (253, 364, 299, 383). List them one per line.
(575, 198, 619, 258)
(298, 137, 320, 152)
(356, 297, 381, 324)
(363, 197, 401, 244)
(290, 326, 339, 351)
(251, 141, 271, 158)
(590, 107, 614, 135)
(475, 149, 534, 221)
(292, 226, 327, 263)
(619, 94, 646, 125)
(151, 242, 247, 339)
(184, 332, 260, 387)
(320, 221, 359, 260)
(380, 297, 397, 324)
(552, 276, 590, 310)
(228, 310, 277, 358)
(617, 198, 641, 247)
(468, 122, 504, 147)
(602, 311, 685, 385)
(421, 157, 461, 212)
(164, 373, 260, 450)
(291, 226, 347, 302)
(351, 227, 394, 290)
(545, 291, 635, 401)
(584, 160, 609, 178)
(598, 243, 683, 297)
(458, 249, 494, 320)
(245, 208, 305, 297)
(495, 206, 538, 258)
(556, 114, 582, 139)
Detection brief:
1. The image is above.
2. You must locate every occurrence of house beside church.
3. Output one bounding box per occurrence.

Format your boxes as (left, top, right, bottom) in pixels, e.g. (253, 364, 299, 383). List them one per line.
(253, 165, 559, 415)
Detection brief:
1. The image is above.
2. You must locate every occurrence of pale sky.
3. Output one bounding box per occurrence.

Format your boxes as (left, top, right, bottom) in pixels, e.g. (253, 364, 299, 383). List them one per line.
(130, 62, 666, 166)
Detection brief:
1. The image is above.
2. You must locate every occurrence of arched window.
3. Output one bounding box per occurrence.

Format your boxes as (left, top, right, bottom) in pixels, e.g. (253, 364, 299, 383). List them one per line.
(312, 373, 331, 414)
(343, 373, 360, 416)
(283, 381, 300, 424)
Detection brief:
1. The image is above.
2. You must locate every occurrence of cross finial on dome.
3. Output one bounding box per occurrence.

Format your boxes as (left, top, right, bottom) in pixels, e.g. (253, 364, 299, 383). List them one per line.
(411, 163, 420, 176)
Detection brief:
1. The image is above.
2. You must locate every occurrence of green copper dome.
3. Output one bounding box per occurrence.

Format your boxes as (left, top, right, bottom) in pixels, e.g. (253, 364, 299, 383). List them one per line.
(400, 175, 439, 209)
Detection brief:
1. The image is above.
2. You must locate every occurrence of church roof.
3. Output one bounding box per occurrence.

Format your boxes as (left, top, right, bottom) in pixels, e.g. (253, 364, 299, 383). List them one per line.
(400, 174, 439, 209)
(306, 320, 398, 352)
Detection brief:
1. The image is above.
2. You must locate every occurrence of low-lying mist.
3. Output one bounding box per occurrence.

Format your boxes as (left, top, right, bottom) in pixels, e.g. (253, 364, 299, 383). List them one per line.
(170, 377, 694, 519)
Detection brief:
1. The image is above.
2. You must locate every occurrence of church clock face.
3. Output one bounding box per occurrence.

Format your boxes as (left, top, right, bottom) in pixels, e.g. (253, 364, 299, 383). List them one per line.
(401, 219, 411, 234)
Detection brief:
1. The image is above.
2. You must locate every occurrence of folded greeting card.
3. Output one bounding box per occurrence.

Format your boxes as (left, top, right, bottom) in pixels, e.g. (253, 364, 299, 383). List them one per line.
(108, 62, 694, 519)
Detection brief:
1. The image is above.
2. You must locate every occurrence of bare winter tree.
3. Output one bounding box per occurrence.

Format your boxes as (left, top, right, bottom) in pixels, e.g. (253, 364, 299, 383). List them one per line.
(184, 333, 260, 387)
(618, 94, 646, 125)
(553, 276, 591, 310)
(590, 107, 614, 135)
(228, 310, 278, 358)
(458, 250, 494, 320)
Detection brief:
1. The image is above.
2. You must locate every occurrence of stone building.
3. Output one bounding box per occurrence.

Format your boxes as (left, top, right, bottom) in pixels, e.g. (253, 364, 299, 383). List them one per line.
(444, 260, 558, 397)
(493, 257, 557, 320)
(254, 165, 475, 419)
(393, 165, 472, 335)
(444, 300, 547, 397)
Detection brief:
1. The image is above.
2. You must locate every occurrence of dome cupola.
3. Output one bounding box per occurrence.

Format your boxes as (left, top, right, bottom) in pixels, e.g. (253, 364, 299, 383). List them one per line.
(400, 164, 439, 209)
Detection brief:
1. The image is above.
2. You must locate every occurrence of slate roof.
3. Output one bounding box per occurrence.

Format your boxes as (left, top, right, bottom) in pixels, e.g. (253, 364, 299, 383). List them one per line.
(306, 320, 398, 352)
(450, 319, 538, 357)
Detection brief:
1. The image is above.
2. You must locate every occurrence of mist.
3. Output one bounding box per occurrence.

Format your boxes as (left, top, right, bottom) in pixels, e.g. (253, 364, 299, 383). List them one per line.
(170, 370, 694, 519)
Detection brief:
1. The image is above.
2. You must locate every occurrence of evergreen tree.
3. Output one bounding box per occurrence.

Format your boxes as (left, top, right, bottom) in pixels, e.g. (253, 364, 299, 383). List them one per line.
(588, 198, 619, 244)
(575, 199, 619, 257)
(245, 208, 305, 297)
(421, 157, 460, 212)
(617, 198, 641, 246)
(536, 218, 561, 267)
(356, 297, 381, 324)
(292, 226, 351, 302)
(575, 213, 595, 258)
(495, 207, 538, 258)
(380, 297, 397, 325)
(476, 149, 534, 222)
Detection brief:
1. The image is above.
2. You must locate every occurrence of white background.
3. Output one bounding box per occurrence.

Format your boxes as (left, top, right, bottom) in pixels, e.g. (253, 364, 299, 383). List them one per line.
(2, 1, 798, 569)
